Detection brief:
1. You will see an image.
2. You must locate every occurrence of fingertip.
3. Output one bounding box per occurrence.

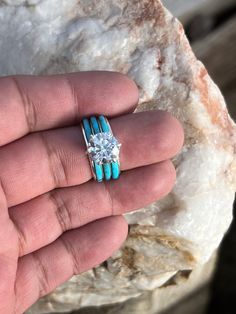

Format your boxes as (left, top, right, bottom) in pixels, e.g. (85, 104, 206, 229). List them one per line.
(100, 215, 129, 248)
(118, 73, 139, 105)
(152, 110, 185, 158)
(169, 114, 185, 153)
(144, 160, 176, 201)
(106, 72, 139, 116)
(162, 160, 177, 194)
(166, 112, 185, 154)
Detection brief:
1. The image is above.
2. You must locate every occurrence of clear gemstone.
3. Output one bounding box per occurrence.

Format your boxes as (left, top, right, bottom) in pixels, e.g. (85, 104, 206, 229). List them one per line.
(87, 132, 121, 164)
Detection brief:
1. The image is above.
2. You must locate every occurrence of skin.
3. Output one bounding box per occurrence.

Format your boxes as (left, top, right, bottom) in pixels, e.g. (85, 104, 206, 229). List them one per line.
(0, 71, 184, 314)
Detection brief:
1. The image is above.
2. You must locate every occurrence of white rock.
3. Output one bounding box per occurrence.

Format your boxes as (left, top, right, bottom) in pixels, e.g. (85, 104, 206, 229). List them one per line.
(0, 0, 235, 313)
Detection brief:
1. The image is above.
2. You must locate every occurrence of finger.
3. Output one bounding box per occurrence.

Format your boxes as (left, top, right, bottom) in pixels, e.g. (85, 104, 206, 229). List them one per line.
(0, 110, 184, 206)
(9, 160, 176, 256)
(0, 72, 138, 146)
(14, 216, 128, 314)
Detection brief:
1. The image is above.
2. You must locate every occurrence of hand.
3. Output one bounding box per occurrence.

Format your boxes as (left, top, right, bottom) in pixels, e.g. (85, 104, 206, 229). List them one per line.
(0, 72, 184, 313)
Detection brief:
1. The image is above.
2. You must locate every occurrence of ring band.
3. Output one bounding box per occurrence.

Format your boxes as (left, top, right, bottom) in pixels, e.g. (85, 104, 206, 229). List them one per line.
(81, 115, 121, 182)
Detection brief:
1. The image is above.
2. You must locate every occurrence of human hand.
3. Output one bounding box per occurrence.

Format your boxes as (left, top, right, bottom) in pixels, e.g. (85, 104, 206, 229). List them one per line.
(0, 72, 184, 313)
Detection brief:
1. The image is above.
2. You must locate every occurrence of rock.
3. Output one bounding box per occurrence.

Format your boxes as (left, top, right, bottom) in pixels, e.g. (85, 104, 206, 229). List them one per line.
(53, 253, 217, 314)
(0, 0, 235, 313)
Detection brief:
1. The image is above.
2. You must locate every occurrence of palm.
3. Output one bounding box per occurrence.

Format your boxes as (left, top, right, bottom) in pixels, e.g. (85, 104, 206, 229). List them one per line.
(0, 72, 183, 314)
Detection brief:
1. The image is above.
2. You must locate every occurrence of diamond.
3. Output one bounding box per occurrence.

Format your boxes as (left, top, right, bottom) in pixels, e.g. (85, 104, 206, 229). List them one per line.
(87, 132, 121, 164)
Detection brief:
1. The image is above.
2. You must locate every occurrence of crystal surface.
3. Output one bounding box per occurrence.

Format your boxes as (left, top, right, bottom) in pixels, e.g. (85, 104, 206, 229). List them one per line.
(87, 132, 121, 164)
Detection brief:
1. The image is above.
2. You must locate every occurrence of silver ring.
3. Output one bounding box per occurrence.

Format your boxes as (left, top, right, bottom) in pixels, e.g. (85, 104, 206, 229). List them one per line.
(81, 115, 121, 182)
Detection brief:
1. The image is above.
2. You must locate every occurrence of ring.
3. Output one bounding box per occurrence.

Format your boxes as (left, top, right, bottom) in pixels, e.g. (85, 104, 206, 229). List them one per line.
(81, 115, 121, 182)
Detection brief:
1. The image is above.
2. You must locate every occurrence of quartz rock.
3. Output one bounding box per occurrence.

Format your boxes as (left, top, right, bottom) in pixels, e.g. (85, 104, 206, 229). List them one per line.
(0, 0, 235, 313)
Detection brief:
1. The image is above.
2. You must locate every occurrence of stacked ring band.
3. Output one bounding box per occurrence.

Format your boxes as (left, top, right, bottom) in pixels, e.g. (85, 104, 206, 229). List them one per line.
(81, 115, 121, 182)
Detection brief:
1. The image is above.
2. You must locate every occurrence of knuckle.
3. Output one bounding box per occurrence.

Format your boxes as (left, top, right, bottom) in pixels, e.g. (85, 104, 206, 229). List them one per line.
(60, 236, 81, 275)
(31, 252, 50, 297)
(49, 190, 73, 232)
(39, 132, 69, 187)
(11, 76, 37, 132)
(10, 216, 27, 257)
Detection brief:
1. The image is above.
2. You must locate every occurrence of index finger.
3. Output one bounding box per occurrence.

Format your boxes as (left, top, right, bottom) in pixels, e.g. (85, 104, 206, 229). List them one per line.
(0, 71, 139, 146)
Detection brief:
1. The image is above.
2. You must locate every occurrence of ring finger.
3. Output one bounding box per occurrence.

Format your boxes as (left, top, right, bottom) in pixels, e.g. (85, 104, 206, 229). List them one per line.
(0, 110, 184, 207)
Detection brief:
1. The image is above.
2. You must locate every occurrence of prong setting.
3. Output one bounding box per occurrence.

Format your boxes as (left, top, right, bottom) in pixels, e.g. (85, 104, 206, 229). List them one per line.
(87, 132, 121, 165)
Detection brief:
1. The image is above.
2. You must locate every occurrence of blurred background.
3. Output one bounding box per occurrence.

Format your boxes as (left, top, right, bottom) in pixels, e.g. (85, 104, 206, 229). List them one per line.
(162, 1, 236, 313)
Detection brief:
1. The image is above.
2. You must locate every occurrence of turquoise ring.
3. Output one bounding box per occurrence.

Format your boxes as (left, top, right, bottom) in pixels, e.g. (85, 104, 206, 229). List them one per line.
(81, 115, 121, 182)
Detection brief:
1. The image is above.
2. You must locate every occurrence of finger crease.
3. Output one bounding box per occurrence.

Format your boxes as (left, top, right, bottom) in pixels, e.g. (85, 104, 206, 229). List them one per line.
(39, 132, 69, 188)
(64, 76, 79, 123)
(60, 236, 81, 275)
(103, 182, 114, 216)
(49, 191, 73, 232)
(31, 252, 50, 298)
(11, 77, 37, 132)
(10, 215, 26, 257)
(13, 280, 18, 314)
(0, 177, 7, 205)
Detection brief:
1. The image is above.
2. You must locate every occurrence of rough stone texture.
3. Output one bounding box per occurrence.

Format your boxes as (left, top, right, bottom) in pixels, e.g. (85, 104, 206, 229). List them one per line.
(62, 253, 216, 314)
(0, 0, 235, 313)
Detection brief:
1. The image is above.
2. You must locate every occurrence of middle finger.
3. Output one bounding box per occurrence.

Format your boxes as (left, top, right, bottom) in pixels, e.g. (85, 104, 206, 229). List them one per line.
(0, 110, 184, 206)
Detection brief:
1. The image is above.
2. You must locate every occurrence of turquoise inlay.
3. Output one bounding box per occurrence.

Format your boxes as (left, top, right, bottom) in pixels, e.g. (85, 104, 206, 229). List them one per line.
(99, 115, 120, 180)
(83, 118, 103, 182)
(94, 163, 103, 182)
(83, 116, 120, 182)
(82, 118, 92, 141)
(90, 117, 103, 181)
(90, 116, 101, 134)
(103, 163, 112, 180)
(98, 115, 110, 133)
(92, 116, 112, 181)
(111, 162, 120, 179)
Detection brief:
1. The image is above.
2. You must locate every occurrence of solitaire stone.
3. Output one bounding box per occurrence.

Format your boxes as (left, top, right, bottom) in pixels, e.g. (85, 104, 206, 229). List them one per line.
(87, 133, 121, 164)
